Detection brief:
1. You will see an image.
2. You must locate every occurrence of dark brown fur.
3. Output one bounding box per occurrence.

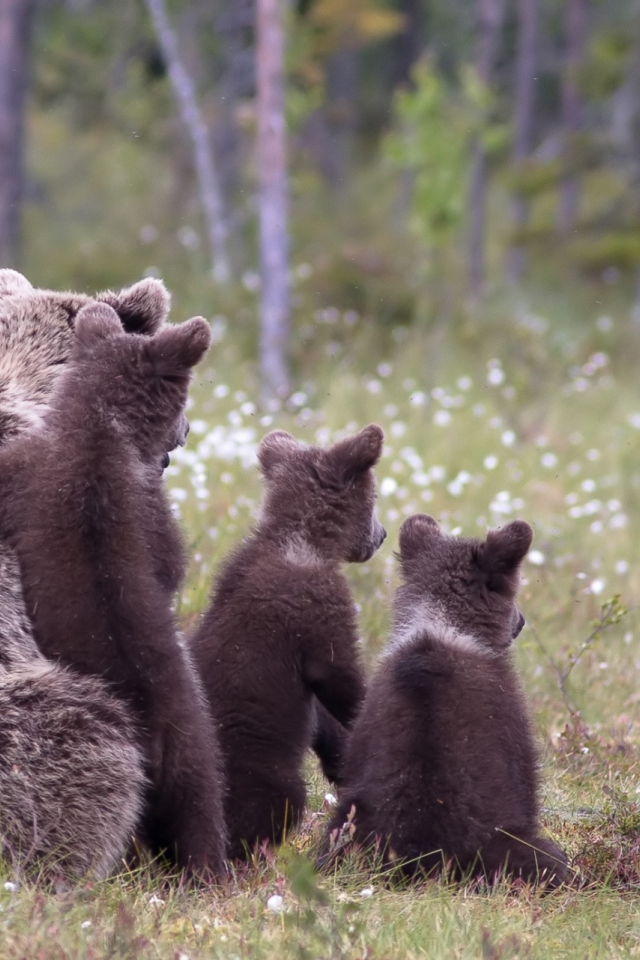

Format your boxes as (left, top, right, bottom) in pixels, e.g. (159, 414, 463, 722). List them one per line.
(190, 426, 386, 858)
(327, 514, 567, 888)
(0, 303, 227, 877)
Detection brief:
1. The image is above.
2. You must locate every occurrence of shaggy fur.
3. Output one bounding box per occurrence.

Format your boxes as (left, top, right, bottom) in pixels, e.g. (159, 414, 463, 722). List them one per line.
(327, 514, 568, 888)
(0, 544, 146, 879)
(0, 303, 227, 877)
(0, 270, 169, 879)
(191, 425, 386, 858)
(0, 268, 170, 449)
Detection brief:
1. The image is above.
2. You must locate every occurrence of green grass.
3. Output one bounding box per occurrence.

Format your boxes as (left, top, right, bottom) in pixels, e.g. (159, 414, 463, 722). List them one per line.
(2, 285, 637, 958)
(15, 100, 640, 959)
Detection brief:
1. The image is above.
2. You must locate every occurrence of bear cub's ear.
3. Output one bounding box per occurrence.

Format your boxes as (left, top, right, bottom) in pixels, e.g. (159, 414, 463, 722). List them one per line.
(97, 277, 170, 335)
(477, 520, 533, 575)
(258, 430, 299, 476)
(327, 424, 384, 483)
(147, 316, 211, 376)
(75, 302, 125, 346)
(398, 513, 441, 560)
(0, 269, 33, 298)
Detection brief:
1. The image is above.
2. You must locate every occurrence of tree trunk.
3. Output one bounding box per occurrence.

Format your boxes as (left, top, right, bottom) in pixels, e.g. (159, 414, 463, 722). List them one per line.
(392, 0, 425, 89)
(506, 0, 540, 284)
(145, 0, 231, 283)
(468, 0, 506, 298)
(257, 0, 290, 401)
(0, 0, 33, 268)
(558, 0, 585, 236)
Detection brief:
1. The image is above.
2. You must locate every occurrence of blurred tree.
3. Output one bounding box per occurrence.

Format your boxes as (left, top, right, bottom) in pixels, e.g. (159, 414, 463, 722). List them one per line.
(145, 0, 230, 283)
(558, 0, 585, 235)
(391, 0, 425, 89)
(293, 0, 403, 186)
(257, 0, 290, 399)
(0, 0, 33, 267)
(468, 0, 505, 298)
(506, 0, 540, 284)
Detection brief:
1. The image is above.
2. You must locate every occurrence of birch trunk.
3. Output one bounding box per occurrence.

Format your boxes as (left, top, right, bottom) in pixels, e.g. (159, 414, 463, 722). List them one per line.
(0, 0, 33, 268)
(145, 0, 230, 283)
(257, 0, 290, 400)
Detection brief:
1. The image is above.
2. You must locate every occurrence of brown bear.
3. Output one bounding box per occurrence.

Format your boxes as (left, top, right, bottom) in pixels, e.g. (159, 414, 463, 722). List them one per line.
(326, 514, 568, 889)
(0, 302, 227, 878)
(190, 425, 386, 859)
(0, 546, 146, 880)
(0, 269, 172, 878)
(0, 268, 170, 448)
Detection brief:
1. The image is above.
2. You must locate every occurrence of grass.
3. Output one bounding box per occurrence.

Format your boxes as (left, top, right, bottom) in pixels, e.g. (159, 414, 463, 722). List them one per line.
(3, 282, 640, 958)
(15, 100, 640, 958)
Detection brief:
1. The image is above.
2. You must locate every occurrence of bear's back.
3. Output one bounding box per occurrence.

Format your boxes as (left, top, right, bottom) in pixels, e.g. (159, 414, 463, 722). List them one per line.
(341, 631, 538, 854)
(193, 533, 354, 752)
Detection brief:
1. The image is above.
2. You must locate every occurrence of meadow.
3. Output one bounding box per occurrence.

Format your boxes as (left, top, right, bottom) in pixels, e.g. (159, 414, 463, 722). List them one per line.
(2, 272, 640, 958)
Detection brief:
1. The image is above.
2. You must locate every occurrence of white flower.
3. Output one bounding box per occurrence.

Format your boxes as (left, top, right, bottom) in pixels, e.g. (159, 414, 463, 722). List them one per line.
(359, 886, 374, 898)
(487, 365, 505, 386)
(501, 430, 516, 447)
(391, 422, 406, 438)
(483, 455, 498, 470)
(609, 514, 628, 529)
(267, 895, 284, 914)
(457, 376, 473, 391)
(377, 363, 392, 377)
(214, 384, 229, 398)
(324, 793, 338, 806)
(528, 550, 545, 566)
(589, 579, 605, 595)
(433, 410, 451, 426)
(409, 391, 426, 407)
(3, 882, 17, 892)
(169, 488, 187, 502)
(81, 921, 92, 929)
(380, 477, 398, 497)
(540, 452, 557, 468)
(366, 379, 382, 394)
(616, 560, 629, 574)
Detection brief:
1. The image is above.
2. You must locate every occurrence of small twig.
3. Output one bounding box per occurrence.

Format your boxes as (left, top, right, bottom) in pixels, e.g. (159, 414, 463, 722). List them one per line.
(529, 595, 628, 717)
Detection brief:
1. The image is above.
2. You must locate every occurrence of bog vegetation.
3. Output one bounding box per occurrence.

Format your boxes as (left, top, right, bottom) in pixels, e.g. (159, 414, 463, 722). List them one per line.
(4, 0, 640, 956)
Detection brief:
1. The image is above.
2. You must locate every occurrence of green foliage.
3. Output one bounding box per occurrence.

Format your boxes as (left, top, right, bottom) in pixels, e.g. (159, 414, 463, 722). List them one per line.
(382, 60, 471, 250)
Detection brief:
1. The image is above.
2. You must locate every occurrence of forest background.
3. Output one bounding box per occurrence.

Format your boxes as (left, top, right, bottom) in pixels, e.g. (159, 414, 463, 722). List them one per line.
(4, 1, 640, 958)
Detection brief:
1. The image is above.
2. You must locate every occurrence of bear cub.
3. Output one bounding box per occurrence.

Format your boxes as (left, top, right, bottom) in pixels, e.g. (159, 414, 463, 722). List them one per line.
(191, 425, 386, 858)
(0, 303, 227, 877)
(327, 514, 568, 888)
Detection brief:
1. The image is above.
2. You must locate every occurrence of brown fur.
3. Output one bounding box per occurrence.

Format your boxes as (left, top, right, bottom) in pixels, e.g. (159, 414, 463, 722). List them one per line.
(0, 268, 170, 449)
(0, 545, 146, 880)
(327, 514, 567, 888)
(0, 270, 171, 878)
(190, 426, 385, 858)
(0, 303, 227, 877)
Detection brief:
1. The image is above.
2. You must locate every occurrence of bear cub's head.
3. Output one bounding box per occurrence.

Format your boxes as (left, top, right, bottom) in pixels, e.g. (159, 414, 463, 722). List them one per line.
(0, 269, 171, 449)
(257, 425, 386, 564)
(396, 514, 533, 652)
(52, 302, 211, 471)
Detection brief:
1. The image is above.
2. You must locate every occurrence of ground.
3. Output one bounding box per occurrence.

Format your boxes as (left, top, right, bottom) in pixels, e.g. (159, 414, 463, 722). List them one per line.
(3, 282, 640, 958)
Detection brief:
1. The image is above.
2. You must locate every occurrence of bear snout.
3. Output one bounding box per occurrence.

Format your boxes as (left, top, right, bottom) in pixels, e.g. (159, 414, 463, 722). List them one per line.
(511, 610, 526, 640)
